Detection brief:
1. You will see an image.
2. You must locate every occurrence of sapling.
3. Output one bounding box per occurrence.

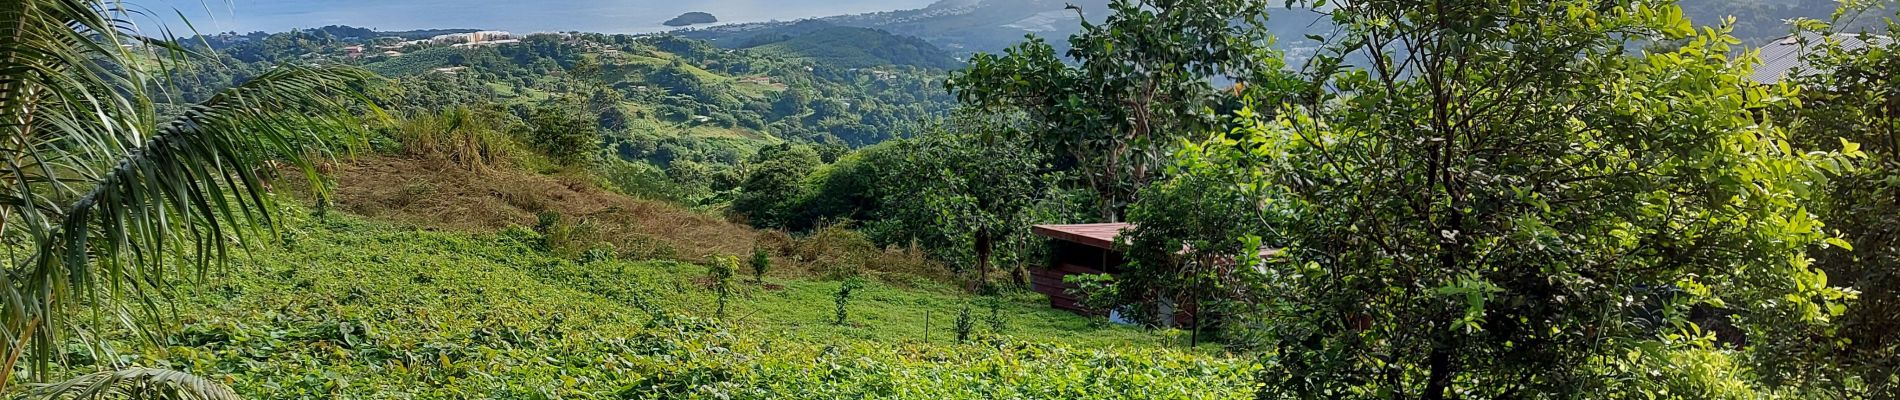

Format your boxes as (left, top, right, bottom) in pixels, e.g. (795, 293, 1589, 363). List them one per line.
(954, 304, 974, 342)
(833, 277, 864, 325)
(750, 246, 771, 284)
(985, 296, 1007, 334)
(708, 255, 738, 320)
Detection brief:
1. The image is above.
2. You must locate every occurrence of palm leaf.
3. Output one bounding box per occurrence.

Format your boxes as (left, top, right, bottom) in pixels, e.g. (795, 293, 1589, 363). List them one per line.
(20, 367, 241, 400)
(0, 0, 383, 383)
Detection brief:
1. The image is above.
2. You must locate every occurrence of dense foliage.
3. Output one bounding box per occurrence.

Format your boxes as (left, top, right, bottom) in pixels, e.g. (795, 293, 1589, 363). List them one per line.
(1775, 9, 1900, 395)
(25, 0, 1900, 398)
(0, 0, 379, 392)
(948, 0, 1287, 220)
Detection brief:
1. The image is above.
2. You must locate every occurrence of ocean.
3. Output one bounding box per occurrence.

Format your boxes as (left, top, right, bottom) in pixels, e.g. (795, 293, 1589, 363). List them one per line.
(139, 0, 940, 35)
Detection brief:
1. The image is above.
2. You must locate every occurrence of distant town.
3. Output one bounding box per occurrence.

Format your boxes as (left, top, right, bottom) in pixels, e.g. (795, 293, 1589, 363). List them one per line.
(340, 30, 520, 58)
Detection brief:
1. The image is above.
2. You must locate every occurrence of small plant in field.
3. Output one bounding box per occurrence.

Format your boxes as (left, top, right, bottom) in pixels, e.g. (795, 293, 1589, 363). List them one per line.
(750, 246, 771, 284)
(708, 255, 738, 320)
(954, 304, 974, 342)
(579, 243, 617, 264)
(985, 296, 1007, 334)
(833, 277, 865, 326)
(532, 211, 599, 259)
(532, 211, 561, 251)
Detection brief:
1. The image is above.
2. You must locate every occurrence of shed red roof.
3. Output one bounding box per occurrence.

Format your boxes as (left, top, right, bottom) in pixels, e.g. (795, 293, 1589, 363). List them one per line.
(1033, 223, 1284, 259)
(1032, 223, 1132, 250)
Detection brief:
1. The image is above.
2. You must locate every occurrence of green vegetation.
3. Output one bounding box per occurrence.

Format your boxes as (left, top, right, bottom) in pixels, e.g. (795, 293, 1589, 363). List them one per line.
(17, 0, 1900, 398)
(1774, 15, 1900, 394)
(1, 0, 378, 396)
(747, 26, 963, 69)
(60, 212, 1237, 398)
(664, 12, 719, 27)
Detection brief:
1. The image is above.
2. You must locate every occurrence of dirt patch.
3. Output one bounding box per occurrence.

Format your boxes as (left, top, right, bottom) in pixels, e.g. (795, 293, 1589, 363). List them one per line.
(311, 156, 758, 261)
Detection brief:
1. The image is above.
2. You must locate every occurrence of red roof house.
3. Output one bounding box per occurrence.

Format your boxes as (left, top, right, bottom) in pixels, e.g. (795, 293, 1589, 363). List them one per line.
(1029, 223, 1134, 314)
(1031, 223, 1278, 324)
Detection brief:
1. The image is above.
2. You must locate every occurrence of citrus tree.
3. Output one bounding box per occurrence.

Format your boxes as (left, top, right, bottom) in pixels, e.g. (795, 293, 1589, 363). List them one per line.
(1164, 0, 1858, 397)
(947, 0, 1281, 221)
(1775, 5, 1900, 395)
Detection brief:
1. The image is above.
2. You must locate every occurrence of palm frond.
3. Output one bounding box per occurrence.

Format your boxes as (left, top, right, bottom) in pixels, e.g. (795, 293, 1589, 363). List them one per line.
(20, 367, 240, 400)
(0, 0, 384, 382)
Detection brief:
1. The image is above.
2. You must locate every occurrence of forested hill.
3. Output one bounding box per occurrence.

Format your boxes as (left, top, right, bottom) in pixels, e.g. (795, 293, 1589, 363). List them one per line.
(723, 24, 963, 69)
(683, 0, 1866, 60)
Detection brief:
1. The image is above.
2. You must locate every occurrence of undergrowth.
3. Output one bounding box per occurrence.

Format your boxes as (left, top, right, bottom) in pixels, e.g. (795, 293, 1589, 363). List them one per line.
(67, 210, 1251, 398)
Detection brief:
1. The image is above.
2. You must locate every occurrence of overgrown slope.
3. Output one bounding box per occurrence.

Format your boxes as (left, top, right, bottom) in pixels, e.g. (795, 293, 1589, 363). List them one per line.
(318, 157, 757, 261)
(88, 205, 1249, 398)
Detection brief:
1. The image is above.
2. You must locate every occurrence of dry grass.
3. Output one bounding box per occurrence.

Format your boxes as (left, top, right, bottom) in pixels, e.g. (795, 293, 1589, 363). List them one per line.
(294, 156, 951, 289)
(304, 156, 756, 261)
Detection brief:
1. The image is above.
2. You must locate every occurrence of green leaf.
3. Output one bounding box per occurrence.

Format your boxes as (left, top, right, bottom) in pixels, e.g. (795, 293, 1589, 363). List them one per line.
(1825, 237, 1854, 251)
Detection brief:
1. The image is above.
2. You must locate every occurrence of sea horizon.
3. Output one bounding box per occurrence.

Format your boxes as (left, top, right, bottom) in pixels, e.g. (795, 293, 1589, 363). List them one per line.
(139, 0, 941, 35)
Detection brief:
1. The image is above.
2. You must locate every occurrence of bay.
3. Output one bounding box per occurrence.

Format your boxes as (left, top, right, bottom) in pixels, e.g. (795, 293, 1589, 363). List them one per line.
(140, 0, 939, 35)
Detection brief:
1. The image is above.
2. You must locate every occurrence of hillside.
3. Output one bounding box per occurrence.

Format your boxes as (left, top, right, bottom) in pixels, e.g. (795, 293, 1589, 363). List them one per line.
(100, 214, 1250, 397)
(744, 26, 962, 69)
(681, 0, 1864, 61)
(74, 155, 1249, 398)
(316, 157, 759, 261)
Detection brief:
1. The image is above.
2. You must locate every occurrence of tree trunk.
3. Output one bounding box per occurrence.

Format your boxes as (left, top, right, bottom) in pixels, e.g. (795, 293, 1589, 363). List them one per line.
(975, 228, 994, 290)
(1423, 346, 1454, 400)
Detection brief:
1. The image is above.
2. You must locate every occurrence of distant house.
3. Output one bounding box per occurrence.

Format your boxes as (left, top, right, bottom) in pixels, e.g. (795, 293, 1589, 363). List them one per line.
(1030, 223, 1132, 315)
(1031, 223, 1276, 325)
(1751, 32, 1894, 84)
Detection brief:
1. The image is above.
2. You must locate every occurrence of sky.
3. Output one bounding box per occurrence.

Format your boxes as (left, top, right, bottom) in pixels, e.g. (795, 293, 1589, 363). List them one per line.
(135, 0, 941, 35)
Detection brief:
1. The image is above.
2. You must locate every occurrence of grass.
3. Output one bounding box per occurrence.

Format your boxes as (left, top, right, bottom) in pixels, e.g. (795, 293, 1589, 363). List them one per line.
(92, 209, 1252, 398)
(119, 153, 1253, 398)
(598, 257, 1168, 349)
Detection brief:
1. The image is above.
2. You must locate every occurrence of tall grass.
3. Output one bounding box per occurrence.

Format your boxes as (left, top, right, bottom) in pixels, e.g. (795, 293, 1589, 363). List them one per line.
(389, 107, 521, 169)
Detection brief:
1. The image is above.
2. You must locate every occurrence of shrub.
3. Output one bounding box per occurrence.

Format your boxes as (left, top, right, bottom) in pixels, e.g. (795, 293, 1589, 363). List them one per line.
(389, 107, 520, 170)
(522, 104, 601, 166)
(707, 255, 738, 320)
(985, 296, 1007, 334)
(749, 246, 771, 284)
(954, 304, 973, 343)
(532, 211, 597, 259)
(833, 277, 864, 326)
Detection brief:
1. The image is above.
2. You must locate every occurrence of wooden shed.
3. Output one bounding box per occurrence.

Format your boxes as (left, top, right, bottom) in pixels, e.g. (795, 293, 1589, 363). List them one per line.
(1030, 223, 1133, 315)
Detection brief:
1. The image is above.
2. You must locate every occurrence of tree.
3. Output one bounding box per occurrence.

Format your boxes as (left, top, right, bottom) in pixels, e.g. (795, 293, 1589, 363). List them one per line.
(1775, 7, 1900, 395)
(523, 104, 601, 166)
(1173, 0, 1855, 397)
(732, 144, 820, 227)
(1084, 154, 1275, 343)
(882, 112, 1049, 286)
(947, 0, 1284, 221)
(1, 0, 375, 390)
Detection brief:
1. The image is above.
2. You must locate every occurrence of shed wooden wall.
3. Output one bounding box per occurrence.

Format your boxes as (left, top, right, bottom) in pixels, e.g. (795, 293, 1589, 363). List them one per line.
(1032, 241, 1125, 314)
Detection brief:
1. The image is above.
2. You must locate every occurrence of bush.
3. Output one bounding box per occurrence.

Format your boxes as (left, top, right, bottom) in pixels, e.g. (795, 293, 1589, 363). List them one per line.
(388, 107, 520, 170)
(707, 255, 738, 320)
(833, 277, 864, 326)
(522, 104, 601, 166)
(749, 246, 771, 284)
(954, 304, 973, 343)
